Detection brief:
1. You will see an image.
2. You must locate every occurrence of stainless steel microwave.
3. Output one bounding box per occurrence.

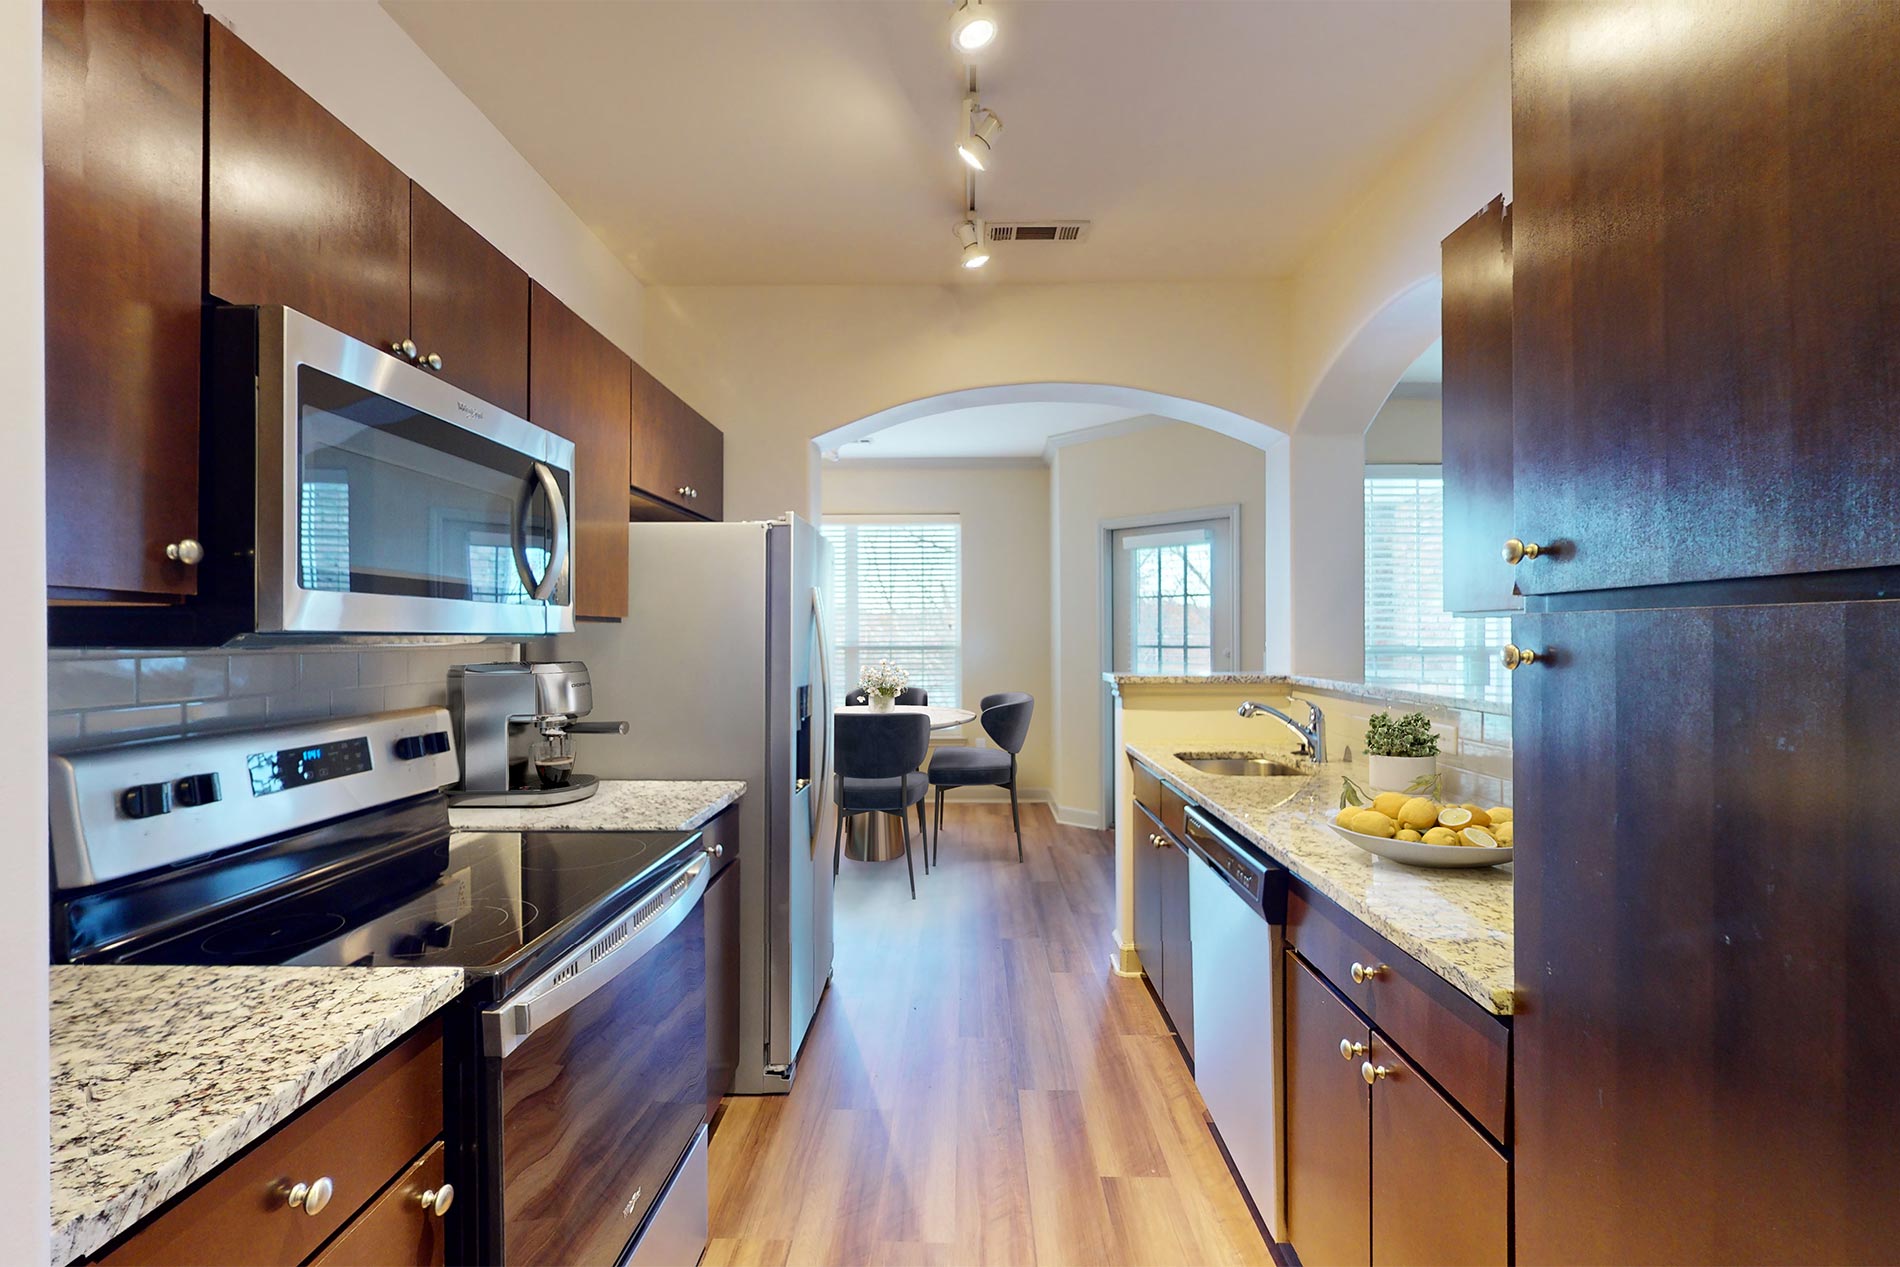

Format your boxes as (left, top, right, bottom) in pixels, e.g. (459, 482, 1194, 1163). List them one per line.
(55, 306, 576, 646)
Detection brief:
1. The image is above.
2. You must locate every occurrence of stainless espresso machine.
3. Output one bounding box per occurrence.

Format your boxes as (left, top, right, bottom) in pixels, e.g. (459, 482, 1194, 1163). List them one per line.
(446, 661, 627, 806)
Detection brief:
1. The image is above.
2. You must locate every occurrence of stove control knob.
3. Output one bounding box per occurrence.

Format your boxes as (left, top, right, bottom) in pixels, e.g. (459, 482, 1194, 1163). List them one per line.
(395, 730, 452, 760)
(174, 773, 221, 808)
(120, 782, 173, 819)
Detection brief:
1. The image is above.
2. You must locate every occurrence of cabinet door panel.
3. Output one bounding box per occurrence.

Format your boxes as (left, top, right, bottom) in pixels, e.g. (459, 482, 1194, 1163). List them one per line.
(1511, 0, 1900, 594)
(1284, 952, 1370, 1267)
(208, 20, 409, 350)
(1440, 196, 1516, 615)
(1513, 603, 1900, 1263)
(1132, 804, 1165, 989)
(631, 361, 723, 521)
(1157, 837, 1194, 1057)
(409, 183, 530, 418)
(530, 284, 630, 620)
(43, 0, 204, 597)
(1369, 1034, 1507, 1267)
(308, 1141, 447, 1267)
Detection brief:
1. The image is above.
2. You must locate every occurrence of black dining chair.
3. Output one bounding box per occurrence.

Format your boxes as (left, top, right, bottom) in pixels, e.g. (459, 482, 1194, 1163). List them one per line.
(831, 709, 932, 899)
(843, 687, 929, 706)
(926, 692, 1034, 865)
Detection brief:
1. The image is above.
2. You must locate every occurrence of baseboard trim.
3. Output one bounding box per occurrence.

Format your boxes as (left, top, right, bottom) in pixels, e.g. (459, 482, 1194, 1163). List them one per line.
(1053, 804, 1104, 830)
(1110, 936, 1143, 978)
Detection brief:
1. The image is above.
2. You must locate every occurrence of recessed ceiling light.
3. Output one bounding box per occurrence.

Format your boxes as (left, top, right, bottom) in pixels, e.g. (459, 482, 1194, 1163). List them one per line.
(955, 219, 990, 269)
(951, 0, 997, 53)
(957, 105, 1003, 171)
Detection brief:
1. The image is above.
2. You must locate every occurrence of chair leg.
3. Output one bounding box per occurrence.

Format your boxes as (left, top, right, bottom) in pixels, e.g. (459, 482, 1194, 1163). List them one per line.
(1009, 779, 1023, 863)
(917, 801, 930, 874)
(833, 806, 846, 878)
(933, 787, 945, 867)
(901, 811, 916, 900)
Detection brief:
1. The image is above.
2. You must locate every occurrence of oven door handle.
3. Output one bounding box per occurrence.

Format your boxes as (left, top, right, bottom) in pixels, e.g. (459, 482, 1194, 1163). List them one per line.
(511, 461, 571, 603)
(483, 850, 711, 1058)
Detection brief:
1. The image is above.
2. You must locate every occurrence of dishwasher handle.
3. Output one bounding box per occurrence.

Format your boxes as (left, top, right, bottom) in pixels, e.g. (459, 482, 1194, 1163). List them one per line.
(1182, 805, 1287, 923)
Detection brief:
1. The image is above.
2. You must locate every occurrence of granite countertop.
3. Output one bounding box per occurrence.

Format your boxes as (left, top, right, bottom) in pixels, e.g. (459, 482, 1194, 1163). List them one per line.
(50, 965, 464, 1266)
(1127, 742, 1514, 1016)
(447, 778, 746, 833)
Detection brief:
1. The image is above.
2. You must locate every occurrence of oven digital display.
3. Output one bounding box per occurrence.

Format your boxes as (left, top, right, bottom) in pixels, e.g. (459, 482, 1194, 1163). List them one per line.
(246, 737, 373, 797)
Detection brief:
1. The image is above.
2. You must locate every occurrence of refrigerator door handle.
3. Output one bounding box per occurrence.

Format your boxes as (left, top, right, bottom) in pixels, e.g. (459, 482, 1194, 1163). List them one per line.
(809, 586, 831, 846)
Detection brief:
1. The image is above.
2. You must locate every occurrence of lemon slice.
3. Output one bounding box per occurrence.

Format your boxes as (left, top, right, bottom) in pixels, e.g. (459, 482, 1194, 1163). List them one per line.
(1436, 806, 1473, 829)
(1462, 826, 1500, 848)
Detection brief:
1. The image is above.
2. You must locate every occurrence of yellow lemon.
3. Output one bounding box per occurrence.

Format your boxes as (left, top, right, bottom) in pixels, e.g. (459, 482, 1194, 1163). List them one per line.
(1487, 807, 1513, 825)
(1462, 826, 1500, 848)
(1334, 807, 1358, 828)
(1436, 805, 1473, 830)
(1493, 822, 1514, 845)
(1371, 791, 1410, 819)
(1349, 810, 1398, 838)
(1421, 826, 1459, 846)
(1398, 797, 1440, 830)
(1396, 828, 1423, 842)
(1462, 804, 1493, 827)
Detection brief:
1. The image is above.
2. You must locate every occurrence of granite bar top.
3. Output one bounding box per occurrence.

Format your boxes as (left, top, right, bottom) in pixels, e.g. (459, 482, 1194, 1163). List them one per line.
(1127, 742, 1514, 1015)
(51, 965, 464, 1266)
(1107, 671, 1510, 717)
(447, 778, 746, 833)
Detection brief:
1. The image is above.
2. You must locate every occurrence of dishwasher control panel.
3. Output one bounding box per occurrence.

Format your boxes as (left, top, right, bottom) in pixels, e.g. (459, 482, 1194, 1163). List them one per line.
(1182, 806, 1288, 922)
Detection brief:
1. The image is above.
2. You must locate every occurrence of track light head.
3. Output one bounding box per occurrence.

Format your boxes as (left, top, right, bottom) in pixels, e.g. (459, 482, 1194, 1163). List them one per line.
(951, 0, 997, 54)
(955, 219, 990, 269)
(957, 106, 1003, 171)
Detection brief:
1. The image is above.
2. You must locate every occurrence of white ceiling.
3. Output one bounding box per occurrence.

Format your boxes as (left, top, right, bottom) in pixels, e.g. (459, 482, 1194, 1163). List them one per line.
(384, 0, 1507, 286)
(829, 401, 1151, 461)
(1398, 339, 1442, 385)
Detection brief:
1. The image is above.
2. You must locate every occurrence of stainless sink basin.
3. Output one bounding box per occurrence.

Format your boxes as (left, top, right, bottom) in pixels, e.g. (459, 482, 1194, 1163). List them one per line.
(1176, 755, 1308, 777)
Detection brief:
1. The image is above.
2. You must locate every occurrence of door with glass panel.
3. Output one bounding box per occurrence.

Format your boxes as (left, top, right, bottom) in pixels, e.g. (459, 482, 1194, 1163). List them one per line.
(1111, 519, 1235, 676)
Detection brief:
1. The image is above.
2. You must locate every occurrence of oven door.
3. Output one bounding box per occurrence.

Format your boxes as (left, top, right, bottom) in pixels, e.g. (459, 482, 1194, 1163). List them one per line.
(256, 306, 576, 638)
(482, 852, 711, 1266)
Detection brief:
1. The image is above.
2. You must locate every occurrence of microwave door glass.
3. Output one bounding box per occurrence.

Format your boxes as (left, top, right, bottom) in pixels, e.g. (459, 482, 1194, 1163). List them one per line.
(296, 366, 567, 605)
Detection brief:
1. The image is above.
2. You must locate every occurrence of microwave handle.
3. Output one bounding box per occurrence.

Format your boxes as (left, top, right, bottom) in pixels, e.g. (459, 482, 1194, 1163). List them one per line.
(512, 461, 571, 602)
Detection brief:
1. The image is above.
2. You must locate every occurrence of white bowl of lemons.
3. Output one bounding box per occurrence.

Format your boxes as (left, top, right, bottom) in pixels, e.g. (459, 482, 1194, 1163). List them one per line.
(1327, 792, 1513, 869)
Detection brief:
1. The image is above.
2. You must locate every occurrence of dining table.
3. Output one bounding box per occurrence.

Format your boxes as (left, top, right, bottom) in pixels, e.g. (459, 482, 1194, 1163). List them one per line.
(832, 704, 977, 862)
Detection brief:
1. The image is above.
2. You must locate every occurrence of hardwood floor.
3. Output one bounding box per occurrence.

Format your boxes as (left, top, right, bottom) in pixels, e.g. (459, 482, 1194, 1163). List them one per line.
(706, 804, 1274, 1267)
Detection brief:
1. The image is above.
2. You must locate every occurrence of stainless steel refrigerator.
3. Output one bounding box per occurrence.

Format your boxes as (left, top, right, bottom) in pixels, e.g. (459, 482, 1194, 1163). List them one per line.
(556, 515, 834, 1094)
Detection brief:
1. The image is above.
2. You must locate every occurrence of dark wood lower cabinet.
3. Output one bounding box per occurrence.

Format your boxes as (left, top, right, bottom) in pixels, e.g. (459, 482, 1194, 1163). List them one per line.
(1157, 832, 1193, 1058)
(705, 851, 740, 1119)
(1370, 1034, 1508, 1267)
(1285, 952, 1372, 1267)
(1513, 602, 1900, 1264)
(307, 1141, 447, 1267)
(1132, 805, 1165, 988)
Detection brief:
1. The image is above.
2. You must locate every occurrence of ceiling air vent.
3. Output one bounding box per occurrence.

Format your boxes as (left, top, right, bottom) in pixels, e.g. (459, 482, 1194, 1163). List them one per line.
(986, 220, 1091, 244)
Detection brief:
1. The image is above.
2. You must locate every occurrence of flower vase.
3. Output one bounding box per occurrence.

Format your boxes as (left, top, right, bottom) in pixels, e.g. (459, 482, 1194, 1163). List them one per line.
(868, 693, 896, 713)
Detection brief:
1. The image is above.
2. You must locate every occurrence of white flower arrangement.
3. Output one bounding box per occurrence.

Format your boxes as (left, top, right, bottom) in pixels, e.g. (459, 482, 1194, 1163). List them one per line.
(858, 659, 909, 699)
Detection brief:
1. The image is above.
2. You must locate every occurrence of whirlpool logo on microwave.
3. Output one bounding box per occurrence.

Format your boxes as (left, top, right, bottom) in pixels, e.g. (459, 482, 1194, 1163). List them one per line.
(455, 400, 485, 420)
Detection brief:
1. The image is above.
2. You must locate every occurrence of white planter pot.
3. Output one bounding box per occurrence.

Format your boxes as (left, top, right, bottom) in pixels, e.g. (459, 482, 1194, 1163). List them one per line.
(1367, 753, 1437, 794)
(868, 693, 896, 713)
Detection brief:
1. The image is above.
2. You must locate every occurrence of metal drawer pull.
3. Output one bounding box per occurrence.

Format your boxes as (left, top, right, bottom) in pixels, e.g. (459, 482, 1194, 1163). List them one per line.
(1362, 1061, 1393, 1085)
(418, 1183, 454, 1218)
(1350, 961, 1384, 984)
(1502, 537, 1545, 565)
(1502, 643, 1541, 670)
(390, 338, 417, 361)
(286, 1176, 334, 1216)
(1339, 1038, 1368, 1061)
(165, 539, 204, 565)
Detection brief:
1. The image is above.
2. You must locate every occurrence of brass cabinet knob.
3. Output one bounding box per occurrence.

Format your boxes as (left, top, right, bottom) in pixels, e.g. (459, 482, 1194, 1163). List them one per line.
(1502, 643, 1541, 671)
(165, 539, 204, 565)
(391, 338, 417, 361)
(286, 1176, 334, 1216)
(1149, 833, 1169, 849)
(677, 486, 690, 498)
(1503, 538, 1545, 565)
(421, 352, 442, 371)
(1350, 961, 1384, 984)
(706, 842, 724, 858)
(1362, 1061, 1393, 1085)
(418, 1183, 454, 1218)
(1339, 1038, 1368, 1061)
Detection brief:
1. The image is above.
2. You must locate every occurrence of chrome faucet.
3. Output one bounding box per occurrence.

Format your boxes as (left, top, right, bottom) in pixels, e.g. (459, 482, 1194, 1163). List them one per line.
(1237, 698, 1327, 763)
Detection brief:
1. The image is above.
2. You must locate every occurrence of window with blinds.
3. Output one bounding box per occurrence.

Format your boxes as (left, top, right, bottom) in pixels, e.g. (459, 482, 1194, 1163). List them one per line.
(821, 516, 962, 708)
(1364, 467, 1511, 706)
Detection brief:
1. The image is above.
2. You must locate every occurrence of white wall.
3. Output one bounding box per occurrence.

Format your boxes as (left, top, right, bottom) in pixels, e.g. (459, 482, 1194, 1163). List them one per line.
(201, 0, 645, 358)
(820, 462, 1054, 797)
(1365, 389, 1443, 464)
(3, 0, 50, 1253)
(1050, 424, 1268, 825)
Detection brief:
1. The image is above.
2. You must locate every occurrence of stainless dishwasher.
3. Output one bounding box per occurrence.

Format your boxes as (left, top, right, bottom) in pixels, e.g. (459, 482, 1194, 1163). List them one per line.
(1183, 804, 1289, 1241)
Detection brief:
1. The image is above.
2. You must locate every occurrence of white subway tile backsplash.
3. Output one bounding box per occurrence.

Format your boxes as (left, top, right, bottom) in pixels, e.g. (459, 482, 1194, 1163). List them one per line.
(1482, 711, 1513, 747)
(49, 658, 137, 710)
(227, 653, 298, 696)
(137, 655, 228, 704)
(82, 703, 185, 740)
(296, 652, 359, 692)
(330, 685, 388, 717)
(184, 697, 269, 731)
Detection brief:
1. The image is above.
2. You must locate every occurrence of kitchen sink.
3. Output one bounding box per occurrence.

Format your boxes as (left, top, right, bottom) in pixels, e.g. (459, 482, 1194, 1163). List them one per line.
(1175, 755, 1308, 777)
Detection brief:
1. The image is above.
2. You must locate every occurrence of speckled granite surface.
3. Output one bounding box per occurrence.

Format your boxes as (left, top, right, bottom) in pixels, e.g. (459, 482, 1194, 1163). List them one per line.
(51, 966, 464, 1266)
(1127, 743, 1514, 1015)
(447, 778, 746, 833)
(1108, 671, 1511, 716)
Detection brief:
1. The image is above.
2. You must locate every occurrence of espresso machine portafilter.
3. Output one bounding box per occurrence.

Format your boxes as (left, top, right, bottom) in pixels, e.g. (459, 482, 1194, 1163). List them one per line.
(446, 661, 627, 807)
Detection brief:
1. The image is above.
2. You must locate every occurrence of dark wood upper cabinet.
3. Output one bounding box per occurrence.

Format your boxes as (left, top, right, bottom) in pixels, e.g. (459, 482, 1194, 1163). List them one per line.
(1369, 1033, 1508, 1267)
(1512, 602, 1900, 1264)
(530, 283, 630, 620)
(1510, 0, 1900, 596)
(1284, 952, 1371, 1267)
(208, 19, 409, 352)
(43, 0, 204, 599)
(631, 360, 724, 521)
(409, 182, 530, 418)
(1440, 195, 1517, 616)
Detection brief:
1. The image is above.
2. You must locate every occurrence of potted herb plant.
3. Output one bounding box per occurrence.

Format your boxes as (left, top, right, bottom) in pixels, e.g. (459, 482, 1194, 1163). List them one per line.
(1363, 710, 1439, 792)
(859, 660, 909, 712)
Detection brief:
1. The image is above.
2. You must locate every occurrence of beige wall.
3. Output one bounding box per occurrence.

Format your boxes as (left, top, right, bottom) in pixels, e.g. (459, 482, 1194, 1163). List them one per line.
(1365, 390, 1443, 465)
(820, 462, 1055, 798)
(1050, 424, 1269, 826)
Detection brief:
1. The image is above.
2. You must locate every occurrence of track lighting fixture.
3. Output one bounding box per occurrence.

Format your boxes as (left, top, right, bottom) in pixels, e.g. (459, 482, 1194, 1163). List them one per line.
(955, 219, 990, 269)
(950, 0, 997, 54)
(957, 101, 1004, 171)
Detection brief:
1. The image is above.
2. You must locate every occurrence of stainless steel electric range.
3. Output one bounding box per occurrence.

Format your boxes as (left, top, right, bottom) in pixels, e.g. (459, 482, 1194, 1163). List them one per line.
(50, 707, 713, 1266)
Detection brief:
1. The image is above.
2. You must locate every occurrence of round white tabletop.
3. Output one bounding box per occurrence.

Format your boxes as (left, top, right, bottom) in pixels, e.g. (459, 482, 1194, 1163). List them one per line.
(834, 704, 975, 730)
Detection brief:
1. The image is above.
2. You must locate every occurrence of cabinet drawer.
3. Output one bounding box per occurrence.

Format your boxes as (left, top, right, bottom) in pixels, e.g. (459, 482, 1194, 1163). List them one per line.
(1369, 1032, 1508, 1267)
(700, 804, 738, 878)
(1131, 758, 1161, 819)
(1289, 891, 1508, 1141)
(308, 1141, 447, 1267)
(1158, 780, 1189, 841)
(100, 1017, 443, 1266)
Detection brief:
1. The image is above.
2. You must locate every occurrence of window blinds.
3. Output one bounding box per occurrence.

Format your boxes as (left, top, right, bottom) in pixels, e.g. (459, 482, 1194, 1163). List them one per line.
(821, 516, 962, 708)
